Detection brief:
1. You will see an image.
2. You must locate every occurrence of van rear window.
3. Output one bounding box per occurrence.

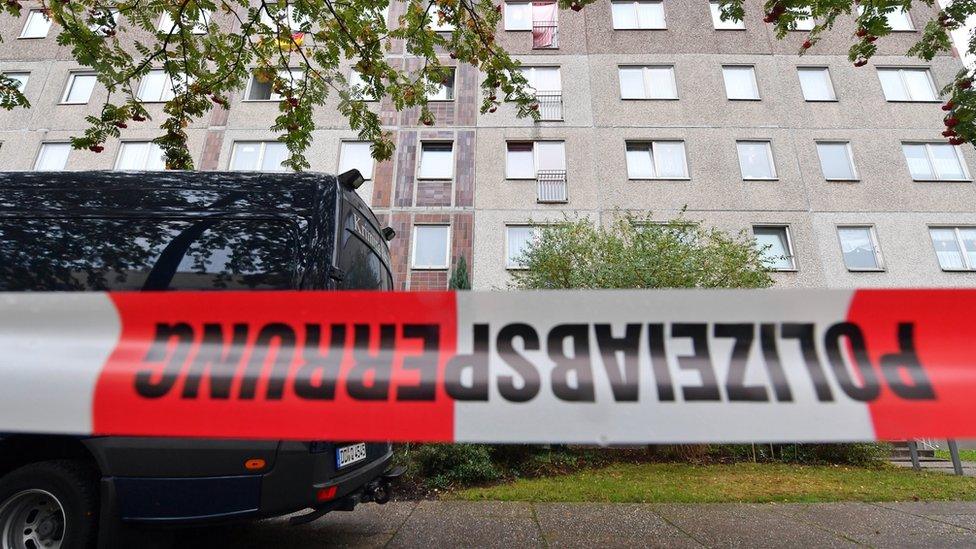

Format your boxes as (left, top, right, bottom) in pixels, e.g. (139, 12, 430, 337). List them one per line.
(0, 218, 297, 291)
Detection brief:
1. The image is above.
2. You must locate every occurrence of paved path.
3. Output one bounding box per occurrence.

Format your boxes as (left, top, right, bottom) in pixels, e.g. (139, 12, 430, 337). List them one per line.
(891, 458, 976, 477)
(157, 500, 976, 548)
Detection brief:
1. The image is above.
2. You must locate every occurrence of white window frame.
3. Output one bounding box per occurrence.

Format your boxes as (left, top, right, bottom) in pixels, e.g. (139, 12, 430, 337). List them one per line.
(736, 140, 777, 180)
(505, 225, 540, 269)
(418, 142, 455, 179)
(157, 9, 210, 34)
(337, 141, 375, 180)
(625, 141, 689, 179)
(228, 141, 288, 172)
(876, 67, 938, 102)
(519, 66, 562, 93)
(89, 9, 121, 36)
(752, 225, 797, 272)
(137, 70, 188, 103)
(4, 72, 30, 92)
(901, 142, 971, 182)
(618, 65, 677, 100)
(260, 4, 309, 32)
(411, 224, 452, 269)
(505, 141, 566, 179)
(722, 65, 760, 101)
(348, 70, 376, 101)
(928, 226, 976, 271)
(60, 72, 98, 104)
(33, 142, 71, 171)
(859, 6, 914, 32)
(816, 141, 858, 181)
(20, 9, 53, 39)
(610, 0, 667, 30)
(114, 141, 168, 171)
(427, 68, 457, 101)
(243, 69, 303, 102)
(503, 1, 533, 30)
(797, 66, 836, 102)
(791, 10, 815, 31)
(836, 225, 884, 272)
(709, 1, 745, 30)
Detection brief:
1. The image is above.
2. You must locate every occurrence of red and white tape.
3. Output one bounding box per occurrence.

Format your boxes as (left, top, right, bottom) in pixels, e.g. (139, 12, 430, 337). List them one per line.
(1, 290, 974, 443)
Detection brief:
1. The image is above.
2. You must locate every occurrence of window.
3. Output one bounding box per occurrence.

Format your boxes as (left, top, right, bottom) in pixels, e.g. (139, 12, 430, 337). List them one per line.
(33, 143, 71, 171)
(348, 71, 375, 101)
(816, 142, 857, 180)
(753, 226, 796, 271)
(792, 10, 814, 30)
(115, 142, 166, 170)
(89, 9, 120, 36)
(709, 1, 744, 29)
(4, 72, 29, 92)
(158, 10, 210, 34)
(230, 141, 289, 171)
(902, 143, 969, 181)
(722, 66, 759, 100)
(877, 68, 937, 102)
(859, 6, 914, 31)
(520, 66, 561, 93)
(506, 225, 539, 269)
(504, 1, 532, 30)
(20, 10, 53, 38)
(611, 0, 666, 29)
(137, 70, 186, 102)
(837, 226, 883, 271)
(338, 141, 375, 180)
(0, 218, 297, 291)
(245, 69, 303, 101)
(736, 141, 776, 179)
(428, 69, 456, 101)
(506, 141, 565, 179)
(412, 225, 450, 269)
(428, 0, 455, 31)
(418, 142, 454, 179)
(625, 141, 688, 179)
(618, 66, 676, 99)
(61, 73, 97, 104)
(797, 67, 835, 101)
(260, 4, 309, 31)
(929, 227, 976, 271)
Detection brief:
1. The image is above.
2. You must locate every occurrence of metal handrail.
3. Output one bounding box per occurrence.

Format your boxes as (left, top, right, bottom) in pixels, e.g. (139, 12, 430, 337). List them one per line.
(532, 21, 558, 49)
(536, 169, 567, 203)
(533, 90, 562, 121)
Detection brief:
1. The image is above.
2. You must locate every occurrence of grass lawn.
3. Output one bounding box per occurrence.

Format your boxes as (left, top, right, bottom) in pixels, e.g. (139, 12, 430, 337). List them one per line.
(452, 462, 976, 504)
(935, 448, 976, 462)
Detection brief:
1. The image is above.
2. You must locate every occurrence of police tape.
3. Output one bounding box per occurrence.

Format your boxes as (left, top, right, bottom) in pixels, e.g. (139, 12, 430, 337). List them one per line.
(1, 290, 974, 444)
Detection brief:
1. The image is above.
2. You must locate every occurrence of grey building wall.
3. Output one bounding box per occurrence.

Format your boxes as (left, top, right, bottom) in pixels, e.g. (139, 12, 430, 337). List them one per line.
(2, 0, 974, 291)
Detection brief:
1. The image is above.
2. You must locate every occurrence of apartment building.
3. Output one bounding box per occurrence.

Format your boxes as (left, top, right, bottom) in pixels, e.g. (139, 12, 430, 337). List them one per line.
(2, 0, 975, 290)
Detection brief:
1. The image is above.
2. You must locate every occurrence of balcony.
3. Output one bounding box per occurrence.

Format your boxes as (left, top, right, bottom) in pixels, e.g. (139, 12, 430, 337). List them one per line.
(536, 170, 567, 203)
(533, 90, 563, 121)
(532, 21, 558, 49)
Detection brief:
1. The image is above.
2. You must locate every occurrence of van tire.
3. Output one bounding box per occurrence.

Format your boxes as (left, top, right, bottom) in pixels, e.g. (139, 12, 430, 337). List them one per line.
(0, 460, 98, 549)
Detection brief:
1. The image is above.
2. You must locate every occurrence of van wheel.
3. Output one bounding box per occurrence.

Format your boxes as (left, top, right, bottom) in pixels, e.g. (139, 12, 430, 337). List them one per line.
(0, 460, 98, 549)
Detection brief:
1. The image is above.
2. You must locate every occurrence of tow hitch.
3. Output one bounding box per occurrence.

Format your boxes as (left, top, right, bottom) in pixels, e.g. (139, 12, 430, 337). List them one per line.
(289, 466, 406, 526)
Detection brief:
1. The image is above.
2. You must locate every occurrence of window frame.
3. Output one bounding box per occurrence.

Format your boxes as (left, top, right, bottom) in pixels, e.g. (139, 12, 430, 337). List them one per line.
(426, 68, 457, 101)
(114, 141, 168, 171)
(503, 1, 533, 31)
(20, 9, 53, 39)
(815, 141, 859, 181)
(752, 224, 797, 272)
(928, 226, 976, 271)
(4, 72, 30, 92)
(337, 140, 375, 181)
(876, 67, 939, 102)
(709, 1, 745, 30)
(32, 142, 72, 171)
(60, 72, 98, 105)
(624, 140, 690, 180)
(901, 142, 971, 182)
(835, 225, 885, 272)
(136, 69, 183, 103)
(411, 224, 452, 270)
(505, 140, 567, 180)
(243, 68, 304, 102)
(157, 9, 210, 35)
(417, 141, 455, 180)
(736, 140, 778, 180)
(228, 141, 289, 172)
(618, 65, 678, 100)
(348, 70, 377, 101)
(610, 0, 667, 30)
(796, 66, 836, 102)
(721, 65, 761, 101)
(505, 224, 539, 270)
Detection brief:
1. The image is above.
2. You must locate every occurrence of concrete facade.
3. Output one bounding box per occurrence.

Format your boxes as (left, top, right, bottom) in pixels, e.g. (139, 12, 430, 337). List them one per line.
(2, 0, 975, 290)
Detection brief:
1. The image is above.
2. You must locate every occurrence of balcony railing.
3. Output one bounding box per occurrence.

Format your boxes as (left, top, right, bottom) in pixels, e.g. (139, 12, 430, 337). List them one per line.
(532, 21, 558, 49)
(533, 90, 563, 121)
(536, 170, 567, 203)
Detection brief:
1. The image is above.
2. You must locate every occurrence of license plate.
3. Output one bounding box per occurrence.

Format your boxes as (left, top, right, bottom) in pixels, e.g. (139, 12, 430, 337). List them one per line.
(336, 443, 368, 469)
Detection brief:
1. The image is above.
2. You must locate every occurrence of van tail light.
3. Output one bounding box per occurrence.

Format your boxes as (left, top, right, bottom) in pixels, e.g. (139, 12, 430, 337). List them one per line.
(316, 486, 338, 502)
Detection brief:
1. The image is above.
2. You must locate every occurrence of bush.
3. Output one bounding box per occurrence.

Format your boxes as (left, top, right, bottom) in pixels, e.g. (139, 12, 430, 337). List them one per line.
(404, 444, 501, 490)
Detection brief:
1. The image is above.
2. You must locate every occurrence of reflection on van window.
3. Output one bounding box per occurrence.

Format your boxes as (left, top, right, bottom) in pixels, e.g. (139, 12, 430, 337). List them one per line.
(340, 229, 392, 290)
(0, 218, 296, 291)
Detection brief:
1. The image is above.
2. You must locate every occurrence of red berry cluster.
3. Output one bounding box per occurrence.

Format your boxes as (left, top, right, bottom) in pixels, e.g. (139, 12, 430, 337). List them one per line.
(762, 2, 786, 23)
(943, 79, 973, 145)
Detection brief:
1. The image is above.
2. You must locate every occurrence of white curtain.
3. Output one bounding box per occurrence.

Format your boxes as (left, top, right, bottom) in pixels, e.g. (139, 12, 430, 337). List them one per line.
(654, 142, 687, 178)
(930, 228, 965, 270)
(339, 142, 375, 179)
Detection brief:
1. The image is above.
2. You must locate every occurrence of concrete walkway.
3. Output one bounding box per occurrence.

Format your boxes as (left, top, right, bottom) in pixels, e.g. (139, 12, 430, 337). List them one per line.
(890, 458, 976, 477)
(167, 500, 976, 548)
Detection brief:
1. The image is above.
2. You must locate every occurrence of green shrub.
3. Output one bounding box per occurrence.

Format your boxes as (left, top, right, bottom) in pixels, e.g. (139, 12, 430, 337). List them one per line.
(405, 444, 501, 489)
